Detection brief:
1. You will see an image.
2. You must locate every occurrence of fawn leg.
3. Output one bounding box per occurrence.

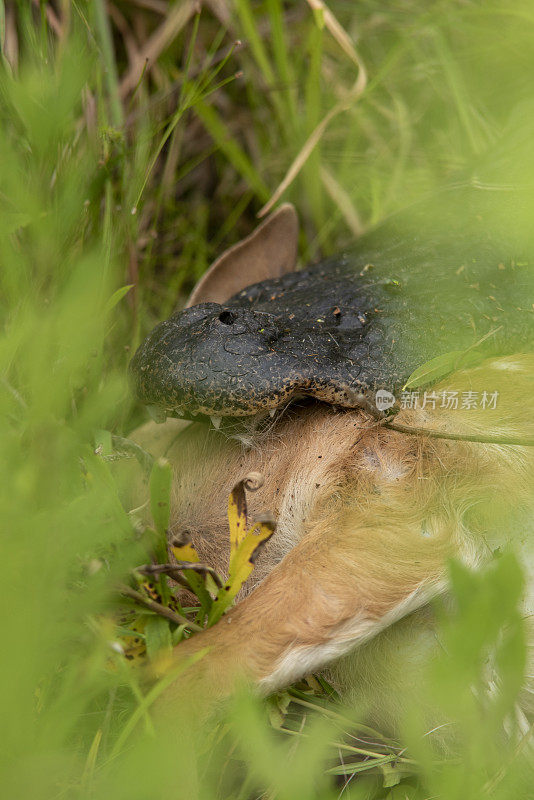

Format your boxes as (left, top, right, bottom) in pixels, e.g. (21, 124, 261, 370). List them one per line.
(158, 502, 455, 715)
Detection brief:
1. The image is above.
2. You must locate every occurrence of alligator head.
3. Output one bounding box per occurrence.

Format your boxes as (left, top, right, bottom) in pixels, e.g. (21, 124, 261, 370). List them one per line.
(130, 190, 534, 426)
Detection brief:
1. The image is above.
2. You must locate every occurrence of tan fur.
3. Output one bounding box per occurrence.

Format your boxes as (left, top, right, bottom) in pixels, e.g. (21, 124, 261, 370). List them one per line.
(132, 355, 534, 731)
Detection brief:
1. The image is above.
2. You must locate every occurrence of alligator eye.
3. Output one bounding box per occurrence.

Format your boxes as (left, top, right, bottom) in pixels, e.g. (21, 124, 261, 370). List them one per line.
(218, 310, 237, 325)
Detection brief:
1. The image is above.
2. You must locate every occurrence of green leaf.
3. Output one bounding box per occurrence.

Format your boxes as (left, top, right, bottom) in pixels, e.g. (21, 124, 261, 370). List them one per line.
(2, 211, 30, 233)
(386, 786, 419, 800)
(403, 349, 482, 389)
(148, 458, 173, 604)
(94, 429, 112, 456)
(381, 761, 403, 788)
(184, 570, 213, 621)
(171, 623, 188, 646)
(311, 5, 325, 29)
(149, 457, 172, 538)
(327, 754, 397, 775)
(144, 616, 172, 662)
(170, 527, 212, 618)
(104, 284, 133, 314)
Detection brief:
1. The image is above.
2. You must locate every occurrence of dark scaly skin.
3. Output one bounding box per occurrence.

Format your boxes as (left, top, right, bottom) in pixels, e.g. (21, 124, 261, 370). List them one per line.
(130, 188, 534, 420)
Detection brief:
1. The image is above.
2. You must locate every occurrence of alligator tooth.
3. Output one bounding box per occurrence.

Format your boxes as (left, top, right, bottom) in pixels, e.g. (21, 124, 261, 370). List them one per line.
(269, 408, 277, 418)
(147, 404, 167, 424)
(210, 416, 222, 429)
(231, 434, 253, 449)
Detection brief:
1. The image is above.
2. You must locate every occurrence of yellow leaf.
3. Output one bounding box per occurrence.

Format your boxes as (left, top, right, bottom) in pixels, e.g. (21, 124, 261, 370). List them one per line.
(227, 519, 275, 599)
(208, 510, 275, 626)
(170, 541, 200, 563)
(227, 479, 248, 550)
(202, 479, 277, 626)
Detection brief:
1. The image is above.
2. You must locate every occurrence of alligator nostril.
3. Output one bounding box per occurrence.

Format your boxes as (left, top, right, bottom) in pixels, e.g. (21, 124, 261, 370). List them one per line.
(218, 310, 237, 325)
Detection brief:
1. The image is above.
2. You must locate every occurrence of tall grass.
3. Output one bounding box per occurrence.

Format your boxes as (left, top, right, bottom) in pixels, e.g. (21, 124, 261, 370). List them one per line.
(1, 1, 534, 798)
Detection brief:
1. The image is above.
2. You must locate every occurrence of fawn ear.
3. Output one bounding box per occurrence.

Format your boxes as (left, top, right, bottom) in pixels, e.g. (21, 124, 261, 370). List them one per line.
(186, 203, 299, 307)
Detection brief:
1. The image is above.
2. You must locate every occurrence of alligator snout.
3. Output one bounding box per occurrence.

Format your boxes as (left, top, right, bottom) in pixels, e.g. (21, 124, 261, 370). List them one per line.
(169, 302, 281, 340)
(129, 301, 290, 417)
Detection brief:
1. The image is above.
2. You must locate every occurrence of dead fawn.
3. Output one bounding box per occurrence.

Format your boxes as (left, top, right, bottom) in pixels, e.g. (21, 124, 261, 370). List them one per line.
(130, 203, 534, 737)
